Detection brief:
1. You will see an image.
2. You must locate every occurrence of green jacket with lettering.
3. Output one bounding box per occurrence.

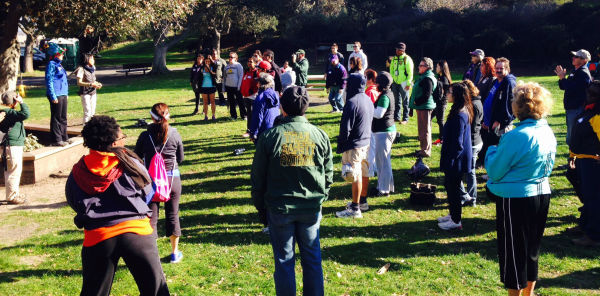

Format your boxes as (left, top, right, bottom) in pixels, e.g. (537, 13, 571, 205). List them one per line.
(251, 116, 333, 214)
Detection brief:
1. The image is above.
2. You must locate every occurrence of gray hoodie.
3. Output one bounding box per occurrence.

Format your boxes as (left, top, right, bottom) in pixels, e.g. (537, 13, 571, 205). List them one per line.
(223, 62, 244, 90)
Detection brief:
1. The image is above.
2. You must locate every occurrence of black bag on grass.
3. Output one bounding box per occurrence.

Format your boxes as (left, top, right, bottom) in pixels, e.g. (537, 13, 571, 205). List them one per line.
(409, 182, 437, 206)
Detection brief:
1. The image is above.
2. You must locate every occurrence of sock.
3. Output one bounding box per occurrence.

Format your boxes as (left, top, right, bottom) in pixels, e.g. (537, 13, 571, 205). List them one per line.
(350, 202, 359, 211)
(359, 196, 367, 204)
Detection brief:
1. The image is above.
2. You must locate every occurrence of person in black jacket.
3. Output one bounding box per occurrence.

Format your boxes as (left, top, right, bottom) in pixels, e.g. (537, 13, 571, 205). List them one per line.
(463, 49, 483, 83)
(476, 57, 496, 168)
(462, 80, 483, 206)
(555, 49, 593, 146)
(263, 50, 283, 94)
(190, 54, 204, 115)
(432, 60, 451, 145)
(65, 116, 170, 296)
(438, 82, 473, 230)
(135, 103, 185, 264)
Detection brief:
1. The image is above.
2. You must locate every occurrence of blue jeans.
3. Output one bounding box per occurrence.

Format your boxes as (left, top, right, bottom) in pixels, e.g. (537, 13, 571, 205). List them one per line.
(328, 86, 344, 111)
(566, 107, 584, 146)
(268, 211, 324, 296)
(464, 143, 483, 202)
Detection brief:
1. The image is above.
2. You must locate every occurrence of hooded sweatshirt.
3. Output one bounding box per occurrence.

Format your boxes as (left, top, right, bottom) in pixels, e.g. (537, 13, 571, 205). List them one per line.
(250, 88, 281, 139)
(490, 74, 517, 129)
(65, 150, 155, 247)
(337, 74, 374, 153)
(45, 58, 69, 101)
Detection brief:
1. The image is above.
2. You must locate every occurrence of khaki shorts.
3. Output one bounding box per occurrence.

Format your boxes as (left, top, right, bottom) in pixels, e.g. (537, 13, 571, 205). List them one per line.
(342, 146, 369, 182)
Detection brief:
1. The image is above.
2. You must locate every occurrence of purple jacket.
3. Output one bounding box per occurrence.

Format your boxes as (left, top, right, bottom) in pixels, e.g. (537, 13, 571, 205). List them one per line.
(250, 88, 281, 139)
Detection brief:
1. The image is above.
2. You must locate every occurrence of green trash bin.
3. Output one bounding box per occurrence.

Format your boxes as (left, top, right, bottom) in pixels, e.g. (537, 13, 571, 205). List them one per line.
(52, 38, 79, 71)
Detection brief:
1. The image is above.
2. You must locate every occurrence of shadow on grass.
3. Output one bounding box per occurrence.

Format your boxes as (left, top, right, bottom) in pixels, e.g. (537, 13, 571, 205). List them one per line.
(538, 267, 600, 290)
(0, 269, 81, 284)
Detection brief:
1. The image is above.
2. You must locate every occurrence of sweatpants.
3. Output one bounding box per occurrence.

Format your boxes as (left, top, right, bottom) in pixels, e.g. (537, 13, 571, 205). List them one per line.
(80, 232, 170, 296)
(3, 146, 23, 201)
(225, 86, 245, 119)
(149, 176, 182, 238)
(374, 132, 395, 193)
(49, 95, 68, 143)
(80, 93, 97, 123)
(494, 192, 550, 290)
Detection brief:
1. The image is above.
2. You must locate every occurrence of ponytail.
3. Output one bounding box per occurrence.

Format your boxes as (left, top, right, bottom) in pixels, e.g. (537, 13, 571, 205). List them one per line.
(149, 103, 170, 144)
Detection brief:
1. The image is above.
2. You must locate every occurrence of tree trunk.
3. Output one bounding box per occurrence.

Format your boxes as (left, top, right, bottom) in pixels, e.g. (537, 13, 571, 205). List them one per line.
(23, 34, 35, 73)
(0, 0, 23, 93)
(213, 28, 221, 56)
(151, 45, 170, 74)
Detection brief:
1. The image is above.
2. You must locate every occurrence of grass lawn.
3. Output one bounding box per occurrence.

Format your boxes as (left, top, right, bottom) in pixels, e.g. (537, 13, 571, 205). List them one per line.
(0, 71, 598, 295)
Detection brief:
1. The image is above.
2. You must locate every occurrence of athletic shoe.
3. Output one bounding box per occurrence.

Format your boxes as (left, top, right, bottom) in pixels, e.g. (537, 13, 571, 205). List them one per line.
(7, 194, 26, 205)
(336, 207, 363, 218)
(51, 141, 68, 147)
(374, 191, 390, 197)
(212, 115, 216, 121)
(261, 226, 270, 234)
(346, 201, 369, 212)
(329, 110, 338, 113)
(204, 115, 208, 121)
(170, 251, 183, 263)
(438, 220, 462, 230)
(192, 109, 199, 115)
(400, 120, 408, 125)
(461, 197, 476, 206)
(437, 214, 452, 223)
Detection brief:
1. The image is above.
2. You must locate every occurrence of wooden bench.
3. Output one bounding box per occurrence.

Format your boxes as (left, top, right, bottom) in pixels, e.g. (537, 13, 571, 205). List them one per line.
(116, 63, 152, 77)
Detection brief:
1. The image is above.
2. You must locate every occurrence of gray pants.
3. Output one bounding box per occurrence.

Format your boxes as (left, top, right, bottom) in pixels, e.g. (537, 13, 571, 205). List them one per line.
(392, 83, 410, 121)
(374, 132, 395, 193)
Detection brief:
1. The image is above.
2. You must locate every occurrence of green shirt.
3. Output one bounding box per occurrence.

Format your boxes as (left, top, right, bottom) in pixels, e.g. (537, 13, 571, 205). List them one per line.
(0, 102, 30, 146)
(292, 58, 309, 86)
(251, 116, 333, 214)
(375, 95, 396, 133)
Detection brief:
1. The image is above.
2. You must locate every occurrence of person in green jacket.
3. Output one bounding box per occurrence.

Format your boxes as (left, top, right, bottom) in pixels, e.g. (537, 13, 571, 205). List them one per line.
(389, 42, 414, 123)
(409, 57, 437, 157)
(0, 91, 30, 204)
(291, 49, 309, 87)
(251, 86, 333, 296)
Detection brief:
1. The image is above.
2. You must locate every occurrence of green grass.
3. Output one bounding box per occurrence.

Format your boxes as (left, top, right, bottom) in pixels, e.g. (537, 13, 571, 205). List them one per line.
(1, 72, 598, 295)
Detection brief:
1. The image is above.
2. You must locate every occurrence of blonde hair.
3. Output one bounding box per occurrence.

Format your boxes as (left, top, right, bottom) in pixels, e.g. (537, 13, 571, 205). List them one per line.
(512, 81, 553, 120)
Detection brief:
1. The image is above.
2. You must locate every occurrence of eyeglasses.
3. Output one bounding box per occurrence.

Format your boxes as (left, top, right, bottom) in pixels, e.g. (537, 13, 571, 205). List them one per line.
(116, 134, 127, 141)
(418, 64, 427, 68)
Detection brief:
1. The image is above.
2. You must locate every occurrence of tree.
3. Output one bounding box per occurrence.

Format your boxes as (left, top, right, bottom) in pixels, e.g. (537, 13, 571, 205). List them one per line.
(18, 16, 38, 73)
(0, 0, 24, 93)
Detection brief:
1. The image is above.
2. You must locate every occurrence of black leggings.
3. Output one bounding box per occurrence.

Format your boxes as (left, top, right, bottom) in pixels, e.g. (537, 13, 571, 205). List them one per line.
(431, 100, 446, 139)
(244, 98, 254, 132)
(80, 232, 169, 296)
(150, 176, 182, 237)
(194, 91, 201, 110)
(444, 173, 463, 223)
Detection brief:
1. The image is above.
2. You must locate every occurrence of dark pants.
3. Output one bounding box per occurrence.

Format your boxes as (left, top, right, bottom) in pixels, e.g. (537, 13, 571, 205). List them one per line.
(444, 173, 464, 224)
(215, 82, 226, 105)
(431, 100, 446, 139)
(194, 91, 201, 111)
(80, 232, 170, 296)
(50, 96, 68, 143)
(149, 176, 182, 237)
(225, 86, 245, 119)
(244, 98, 254, 132)
(478, 128, 500, 167)
(575, 158, 600, 241)
(494, 192, 550, 290)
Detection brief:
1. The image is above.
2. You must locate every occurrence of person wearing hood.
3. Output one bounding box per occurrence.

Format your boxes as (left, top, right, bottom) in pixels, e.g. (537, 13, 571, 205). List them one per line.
(325, 55, 348, 113)
(43, 42, 71, 147)
(464, 49, 484, 83)
(482, 57, 517, 148)
(409, 57, 437, 158)
(372, 72, 396, 197)
(249, 73, 281, 142)
(336, 74, 374, 218)
(348, 42, 368, 75)
(65, 116, 170, 296)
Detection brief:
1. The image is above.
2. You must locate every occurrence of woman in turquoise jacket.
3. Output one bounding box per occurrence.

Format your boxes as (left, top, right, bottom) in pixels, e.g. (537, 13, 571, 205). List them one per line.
(485, 81, 556, 296)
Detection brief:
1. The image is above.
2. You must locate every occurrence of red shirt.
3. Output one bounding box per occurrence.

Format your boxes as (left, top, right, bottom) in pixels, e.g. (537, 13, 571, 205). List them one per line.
(240, 69, 259, 97)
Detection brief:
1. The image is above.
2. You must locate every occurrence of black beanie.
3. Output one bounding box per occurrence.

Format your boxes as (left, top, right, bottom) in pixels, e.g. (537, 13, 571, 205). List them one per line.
(281, 86, 309, 116)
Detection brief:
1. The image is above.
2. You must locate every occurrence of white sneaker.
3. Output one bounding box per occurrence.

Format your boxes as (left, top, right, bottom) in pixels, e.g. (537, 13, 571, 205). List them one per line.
(336, 207, 363, 218)
(438, 220, 462, 230)
(437, 214, 452, 223)
(346, 201, 369, 212)
(262, 226, 270, 234)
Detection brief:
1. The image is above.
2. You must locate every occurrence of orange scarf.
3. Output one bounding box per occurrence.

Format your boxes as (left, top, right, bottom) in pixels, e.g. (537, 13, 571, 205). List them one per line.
(84, 150, 119, 176)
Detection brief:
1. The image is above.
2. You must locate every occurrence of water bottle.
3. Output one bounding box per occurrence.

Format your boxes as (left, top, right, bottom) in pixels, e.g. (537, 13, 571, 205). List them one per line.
(233, 148, 246, 155)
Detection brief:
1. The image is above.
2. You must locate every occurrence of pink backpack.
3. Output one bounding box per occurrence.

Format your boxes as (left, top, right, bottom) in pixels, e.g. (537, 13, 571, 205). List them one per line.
(148, 134, 171, 202)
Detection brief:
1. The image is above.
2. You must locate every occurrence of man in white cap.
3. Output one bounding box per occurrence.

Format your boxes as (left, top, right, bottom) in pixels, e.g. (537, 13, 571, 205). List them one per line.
(463, 49, 484, 83)
(555, 49, 593, 146)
